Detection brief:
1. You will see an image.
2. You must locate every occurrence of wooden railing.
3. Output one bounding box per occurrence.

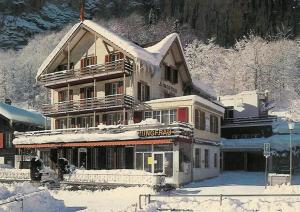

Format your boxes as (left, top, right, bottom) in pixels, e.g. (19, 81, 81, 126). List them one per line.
(41, 94, 134, 116)
(39, 59, 133, 83)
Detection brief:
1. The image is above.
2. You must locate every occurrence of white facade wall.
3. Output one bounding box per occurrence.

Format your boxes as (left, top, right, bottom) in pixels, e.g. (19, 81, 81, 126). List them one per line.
(192, 143, 220, 181)
(219, 90, 261, 118)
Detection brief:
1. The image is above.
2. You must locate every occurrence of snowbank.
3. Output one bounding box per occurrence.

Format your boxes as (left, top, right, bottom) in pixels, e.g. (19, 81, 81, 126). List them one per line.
(64, 169, 165, 186)
(0, 182, 66, 212)
(0, 168, 30, 181)
(13, 130, 139, 145)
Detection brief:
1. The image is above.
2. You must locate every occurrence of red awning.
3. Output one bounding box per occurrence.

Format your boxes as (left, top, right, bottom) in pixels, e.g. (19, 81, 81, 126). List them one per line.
(15, 138, 173, 149)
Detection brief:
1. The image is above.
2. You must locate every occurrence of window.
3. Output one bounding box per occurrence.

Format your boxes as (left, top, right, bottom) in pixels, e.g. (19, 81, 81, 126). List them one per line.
(144, 109, 176, 125)
(4, 133, 12, 148)
(68, 116, 94, 128)
(224, 106, 234, 119)
(210, 115, 219, 134)
(195, 109, 206, 130)
(144, 111, 152, 119)
(105, 52, 124, 63)
(80, 87, 94, 99)
(103, 112, 125, 125)
(105, 81, 123, 95)
(57, 63, 74, 71)
(204, 149, 209, 168)
(55, 118, 67, 129)
(153, 111, 161, 122)
(164, 66, 178, 84)
(81, 56, 97, 68)
(138, 82, 150, 101)
(194, 148, 201, 168)
(214, 153, 218, 168)
(58, 90, 73, 102)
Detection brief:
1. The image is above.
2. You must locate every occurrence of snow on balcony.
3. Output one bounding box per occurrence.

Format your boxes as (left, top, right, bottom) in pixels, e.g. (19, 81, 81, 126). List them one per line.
(0, 168, 30, 181)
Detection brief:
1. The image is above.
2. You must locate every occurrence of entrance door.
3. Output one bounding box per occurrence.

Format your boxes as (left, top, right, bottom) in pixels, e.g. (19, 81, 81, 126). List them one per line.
(78, 148, 87, 169)
(153, 153, 164, 174)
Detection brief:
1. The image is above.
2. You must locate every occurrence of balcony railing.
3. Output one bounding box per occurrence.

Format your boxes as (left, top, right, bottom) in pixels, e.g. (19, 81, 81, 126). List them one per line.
(39, 59, 133, 83)
(41, 94, 134, 116)
(222, 115, 277, 125)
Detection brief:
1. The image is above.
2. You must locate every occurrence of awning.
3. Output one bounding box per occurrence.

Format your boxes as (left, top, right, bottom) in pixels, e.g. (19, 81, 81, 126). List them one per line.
(15, 138, 173, 149)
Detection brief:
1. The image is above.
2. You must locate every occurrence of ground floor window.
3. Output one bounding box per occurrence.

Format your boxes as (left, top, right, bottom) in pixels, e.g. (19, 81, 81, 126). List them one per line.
(40, 150, 50, 167)
(205, 149, 210, 168)
(136, 144, 173, 177)
(194, 148, 201, 168)
(214, 153, 218, 168)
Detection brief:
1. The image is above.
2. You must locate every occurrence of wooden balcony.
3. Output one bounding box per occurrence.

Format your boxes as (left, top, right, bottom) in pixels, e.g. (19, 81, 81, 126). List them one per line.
(41, 94, 134, 117)
(39, 60, 133, 89)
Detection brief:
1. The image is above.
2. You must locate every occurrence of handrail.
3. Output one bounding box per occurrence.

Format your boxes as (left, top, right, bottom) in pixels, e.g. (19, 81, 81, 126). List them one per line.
(15, 122, 193, 137)
(40, 59, 133, 83)
(138, 193, 300, 209)
(41, 94, 134, 115)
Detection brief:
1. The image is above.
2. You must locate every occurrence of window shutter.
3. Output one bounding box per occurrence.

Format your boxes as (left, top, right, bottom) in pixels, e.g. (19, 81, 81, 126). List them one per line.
(80, 59, 84, 68)
(58, 91, 62, 102)
(105, 83, 111, 96)
(69, 90, 73, 101)
(177, 107, 189, 123)
(0, 133, 4, 149)
(119, 52, 124, 59)
(173, 70, 178, 83)
(137, 82, 141, 101)
(210, 115, 214, 133)
(105, 55, 109, 63)
(117, 81, 124, 94)
(133, 111, 143, 123)
(94, 56, 97, 65)
(55, 120, 59, 129)
(146, 85, 150, 101)
(80, 88, 85, 99)
(195, 109, 199, 129)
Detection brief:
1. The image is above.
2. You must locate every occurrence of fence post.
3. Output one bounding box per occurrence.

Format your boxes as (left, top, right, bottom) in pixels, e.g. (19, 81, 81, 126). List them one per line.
(220, 194, 223, 206)
(21, 198, 24, 212)
(139, 195, 142, 209)
(148, 194, 151, 204)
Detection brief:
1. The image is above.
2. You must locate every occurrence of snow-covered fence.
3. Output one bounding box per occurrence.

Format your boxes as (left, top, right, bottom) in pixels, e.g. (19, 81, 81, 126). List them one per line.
(63, 170, 165, 186)
(268, 173, 290, 186)
(0, 169, 30, 181)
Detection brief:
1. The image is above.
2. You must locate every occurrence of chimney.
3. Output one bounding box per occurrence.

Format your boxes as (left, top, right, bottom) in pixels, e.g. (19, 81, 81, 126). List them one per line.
(80, 0, 85, 22)
(4, 98, 11, 105)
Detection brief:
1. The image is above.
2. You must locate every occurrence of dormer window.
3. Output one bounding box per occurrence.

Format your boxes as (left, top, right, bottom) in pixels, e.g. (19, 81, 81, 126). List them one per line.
(57, 63, 74, 71)
(105, 52, 124, 63)
(165, 66, 178, 84)
(81, 56, 97, 68)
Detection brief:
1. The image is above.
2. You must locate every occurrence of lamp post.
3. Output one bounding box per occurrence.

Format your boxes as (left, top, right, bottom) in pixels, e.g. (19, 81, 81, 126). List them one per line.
(288, 122, 295, 184)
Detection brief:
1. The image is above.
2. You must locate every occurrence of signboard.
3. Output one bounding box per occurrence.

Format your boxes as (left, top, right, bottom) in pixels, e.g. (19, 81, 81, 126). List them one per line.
(147, 157, 153, 165)
(138, 128, 192, 138)
(264, 143, 270, 157)
(138, 129, 176, 137)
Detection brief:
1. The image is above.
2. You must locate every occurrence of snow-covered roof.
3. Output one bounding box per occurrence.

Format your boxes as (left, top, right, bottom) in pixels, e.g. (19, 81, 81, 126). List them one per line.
(192, 79, 217, 99)
(146, 95, 224, 114)
(36, 20, 186, 80)
(0, 103, 45, 127)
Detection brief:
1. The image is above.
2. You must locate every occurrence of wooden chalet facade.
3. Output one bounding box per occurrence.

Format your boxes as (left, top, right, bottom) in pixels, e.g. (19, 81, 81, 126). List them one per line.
(13, 20, 224, 186)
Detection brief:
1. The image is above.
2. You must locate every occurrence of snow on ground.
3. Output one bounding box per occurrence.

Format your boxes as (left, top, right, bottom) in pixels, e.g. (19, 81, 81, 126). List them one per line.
(50, 186, 154, 212)
(141, 171, 300, 212)
(1, 172, 300, 211)
(0, 182, 66, 212)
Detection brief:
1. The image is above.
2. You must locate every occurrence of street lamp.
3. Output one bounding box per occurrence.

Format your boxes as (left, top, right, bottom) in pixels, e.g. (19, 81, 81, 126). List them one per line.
(288, 122, 295, 184)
